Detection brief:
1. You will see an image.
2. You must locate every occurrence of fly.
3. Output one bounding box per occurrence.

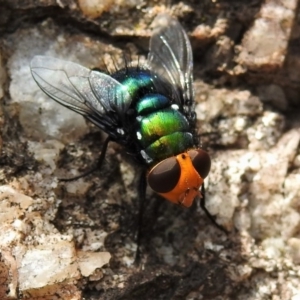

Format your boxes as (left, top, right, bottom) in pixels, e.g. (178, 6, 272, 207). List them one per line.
(30, 14, 225, 259)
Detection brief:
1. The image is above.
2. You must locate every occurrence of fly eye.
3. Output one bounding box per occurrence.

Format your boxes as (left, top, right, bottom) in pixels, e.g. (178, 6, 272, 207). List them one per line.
(148, 157, 180, 193)
(188, 149, 211, 179)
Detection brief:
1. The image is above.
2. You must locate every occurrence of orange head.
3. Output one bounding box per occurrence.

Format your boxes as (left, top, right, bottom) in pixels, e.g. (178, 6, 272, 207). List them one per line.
(147, 149, 211, 207)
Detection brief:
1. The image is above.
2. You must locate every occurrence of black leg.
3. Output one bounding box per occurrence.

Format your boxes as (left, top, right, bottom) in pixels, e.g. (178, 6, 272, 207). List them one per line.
(60, 136, 111, 182)
(200, 184, 228, 234)
(135, 169, 147, 265)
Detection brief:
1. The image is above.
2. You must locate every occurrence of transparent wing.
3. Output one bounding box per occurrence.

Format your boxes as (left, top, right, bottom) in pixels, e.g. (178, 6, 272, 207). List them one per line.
(146, 14, 194, 112)
(30, 56, 132, 140)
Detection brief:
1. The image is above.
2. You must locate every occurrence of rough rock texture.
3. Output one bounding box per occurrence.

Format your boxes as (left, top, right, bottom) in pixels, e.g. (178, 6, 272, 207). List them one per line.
(0, 0, 300, 299)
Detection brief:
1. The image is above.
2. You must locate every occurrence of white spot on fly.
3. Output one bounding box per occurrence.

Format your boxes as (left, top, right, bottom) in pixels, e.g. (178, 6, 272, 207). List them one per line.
(136, 131, 142, 140)
(171, 104, 179, 110)
(117, 128, 125, 135)
(141, 150, 153, 164)
(136, 116, 142, 122)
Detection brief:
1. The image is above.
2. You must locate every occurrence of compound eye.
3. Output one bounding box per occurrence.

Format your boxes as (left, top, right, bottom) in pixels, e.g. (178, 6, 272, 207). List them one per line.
(188, 149, 211, 179)
(148, 157, 181, 193)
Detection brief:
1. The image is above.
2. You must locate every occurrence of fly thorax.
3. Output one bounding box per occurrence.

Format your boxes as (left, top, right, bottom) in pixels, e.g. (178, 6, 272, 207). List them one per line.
(113, 69, 156, 100)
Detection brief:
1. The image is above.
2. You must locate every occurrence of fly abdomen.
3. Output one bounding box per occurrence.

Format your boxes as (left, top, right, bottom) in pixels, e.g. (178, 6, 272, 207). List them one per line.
(143, 132, 194, 164)
(136, 106, 194, 164)
(136, 94, 169, 115)
(137, 108, 189, 145)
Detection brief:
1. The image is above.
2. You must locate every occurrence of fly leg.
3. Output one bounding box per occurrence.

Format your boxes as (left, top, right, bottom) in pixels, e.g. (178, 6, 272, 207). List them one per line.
(60, 136, 111, 182)
(200, 184, 228, 234)
(135, 169, 147, 265)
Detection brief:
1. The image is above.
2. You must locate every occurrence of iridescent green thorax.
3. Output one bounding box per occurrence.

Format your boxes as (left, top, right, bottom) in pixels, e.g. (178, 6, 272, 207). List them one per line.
(114, 68, 195, 165)
(113, 69, 156, 100)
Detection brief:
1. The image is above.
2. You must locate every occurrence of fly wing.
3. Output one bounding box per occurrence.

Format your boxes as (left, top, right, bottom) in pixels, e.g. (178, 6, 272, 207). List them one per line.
(146, 14, 194, 118)
(30, 56, 132, 141)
